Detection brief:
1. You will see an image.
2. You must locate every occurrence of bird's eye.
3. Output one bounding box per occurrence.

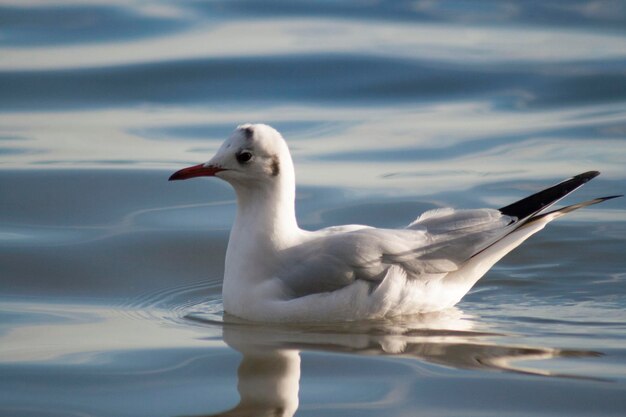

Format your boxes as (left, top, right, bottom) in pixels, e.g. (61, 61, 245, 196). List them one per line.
(236, 150, 253, 164)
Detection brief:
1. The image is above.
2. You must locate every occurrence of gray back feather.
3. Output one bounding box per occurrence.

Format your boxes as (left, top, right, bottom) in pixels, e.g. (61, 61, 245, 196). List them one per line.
(276, 208, 513, 298)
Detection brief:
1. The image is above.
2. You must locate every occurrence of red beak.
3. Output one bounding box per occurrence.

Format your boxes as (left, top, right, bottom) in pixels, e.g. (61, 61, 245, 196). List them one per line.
(169, 163, 225, 181)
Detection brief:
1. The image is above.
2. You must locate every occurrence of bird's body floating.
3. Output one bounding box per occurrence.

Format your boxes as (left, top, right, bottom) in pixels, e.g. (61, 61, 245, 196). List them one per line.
(170, 124, 618, 322)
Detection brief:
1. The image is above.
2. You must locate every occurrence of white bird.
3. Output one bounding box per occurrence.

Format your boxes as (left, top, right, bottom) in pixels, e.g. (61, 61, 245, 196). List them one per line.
(170, 124, 618, 322)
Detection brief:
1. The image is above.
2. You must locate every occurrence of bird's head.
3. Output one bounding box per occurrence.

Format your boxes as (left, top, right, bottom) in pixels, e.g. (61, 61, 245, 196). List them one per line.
(169, 124, 292, 189)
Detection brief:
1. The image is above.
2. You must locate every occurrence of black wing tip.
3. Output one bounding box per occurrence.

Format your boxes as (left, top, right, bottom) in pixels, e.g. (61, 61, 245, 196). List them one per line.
(574, 170, 600, 182)
(499, 171, 603, 220)
(599, 194, 623, 201)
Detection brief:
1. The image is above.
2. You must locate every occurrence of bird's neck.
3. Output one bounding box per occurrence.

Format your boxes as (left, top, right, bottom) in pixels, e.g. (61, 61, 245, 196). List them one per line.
(231, 176, 300, 250)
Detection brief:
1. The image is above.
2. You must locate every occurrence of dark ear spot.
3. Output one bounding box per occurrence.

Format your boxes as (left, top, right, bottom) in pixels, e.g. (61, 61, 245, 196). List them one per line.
(270, 155, 280, 177)
(243, 126, 254, 140)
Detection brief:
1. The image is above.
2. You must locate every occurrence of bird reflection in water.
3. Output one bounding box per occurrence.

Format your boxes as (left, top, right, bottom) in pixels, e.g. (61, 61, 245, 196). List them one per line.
(186, 309, 601, 417)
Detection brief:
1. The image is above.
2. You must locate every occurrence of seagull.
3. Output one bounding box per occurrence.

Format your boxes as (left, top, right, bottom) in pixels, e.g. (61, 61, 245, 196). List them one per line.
(170, 124, 619, 322)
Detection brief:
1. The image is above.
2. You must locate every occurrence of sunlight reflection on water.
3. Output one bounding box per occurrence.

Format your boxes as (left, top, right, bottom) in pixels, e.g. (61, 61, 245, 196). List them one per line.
(1, 0, 625, 416)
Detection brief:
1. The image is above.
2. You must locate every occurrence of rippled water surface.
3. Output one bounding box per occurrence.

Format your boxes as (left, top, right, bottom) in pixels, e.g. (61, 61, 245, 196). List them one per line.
(1, 1, 626, 416)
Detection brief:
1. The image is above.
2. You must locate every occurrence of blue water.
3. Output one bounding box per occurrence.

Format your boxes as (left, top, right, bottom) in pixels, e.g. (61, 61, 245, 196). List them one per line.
(1, 1, 626, 416)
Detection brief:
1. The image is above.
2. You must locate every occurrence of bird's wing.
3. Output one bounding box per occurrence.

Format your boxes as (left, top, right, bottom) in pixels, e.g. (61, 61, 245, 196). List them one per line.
(403, 207, 515, 265)
(276, 171, 614, 299)
(277, 208, 513, 298)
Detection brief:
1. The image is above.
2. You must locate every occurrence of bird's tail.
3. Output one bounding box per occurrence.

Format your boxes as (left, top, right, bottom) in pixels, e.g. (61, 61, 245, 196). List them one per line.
(437, 172, 619, 304)
(470, 171, 620, 259)
(499, 171, 600, 223)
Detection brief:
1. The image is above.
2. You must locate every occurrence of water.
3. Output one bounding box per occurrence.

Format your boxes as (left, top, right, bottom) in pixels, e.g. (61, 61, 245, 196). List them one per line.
(1, 1, 625, 415)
